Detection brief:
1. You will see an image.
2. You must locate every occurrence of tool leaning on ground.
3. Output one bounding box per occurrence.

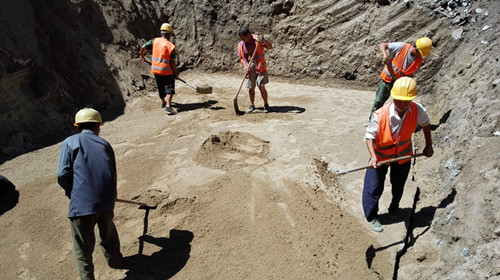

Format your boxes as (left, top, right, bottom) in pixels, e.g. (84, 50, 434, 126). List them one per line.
(116, 198, 157, 210)
(333, 153, 425, 175)
(233, 40, 259, 115)
(178, 78, 213, 94)
(116, 198, 156, 255)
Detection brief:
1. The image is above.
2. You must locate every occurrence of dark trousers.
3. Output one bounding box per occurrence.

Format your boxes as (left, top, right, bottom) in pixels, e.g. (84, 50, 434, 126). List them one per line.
(368, 79, 394, 121)
(70, 211, 122, 280)
(362, 161, 411, 221)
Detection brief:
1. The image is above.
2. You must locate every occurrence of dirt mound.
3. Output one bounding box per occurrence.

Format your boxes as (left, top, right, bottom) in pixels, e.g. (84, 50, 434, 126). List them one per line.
(194, 131, 271, 171)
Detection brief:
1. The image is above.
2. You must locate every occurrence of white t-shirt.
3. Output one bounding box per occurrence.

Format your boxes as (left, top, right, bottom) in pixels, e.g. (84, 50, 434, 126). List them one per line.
(366, 101, 430, 140)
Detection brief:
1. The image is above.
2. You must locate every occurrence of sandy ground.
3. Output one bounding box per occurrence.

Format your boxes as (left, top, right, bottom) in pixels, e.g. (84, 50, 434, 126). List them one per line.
(0, 72, 430, 279)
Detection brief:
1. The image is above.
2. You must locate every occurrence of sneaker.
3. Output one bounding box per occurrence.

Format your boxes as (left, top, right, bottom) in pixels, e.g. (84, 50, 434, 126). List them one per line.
(165, 107, 178, 114)
(246, 105, 255, 113)
(161, 102, 166, 108)
(369, 218, 383, 232)
(263, 104, 270, 113)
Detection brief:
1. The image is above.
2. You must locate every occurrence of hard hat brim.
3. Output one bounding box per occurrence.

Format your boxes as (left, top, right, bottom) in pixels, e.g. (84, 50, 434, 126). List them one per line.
(391, 93, 416, 101)
(74, 121, 103, 127)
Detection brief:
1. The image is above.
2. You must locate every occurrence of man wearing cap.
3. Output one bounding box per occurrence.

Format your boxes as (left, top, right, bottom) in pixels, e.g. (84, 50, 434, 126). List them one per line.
(362, 77, 433, 232)
(368, 37, 433, 121)
(57, 108, 123, 279)
(140, 23, 179, 114)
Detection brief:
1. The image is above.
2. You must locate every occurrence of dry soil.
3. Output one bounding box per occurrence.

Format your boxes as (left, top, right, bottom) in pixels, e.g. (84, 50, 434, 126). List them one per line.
(0, 71, 435, 279)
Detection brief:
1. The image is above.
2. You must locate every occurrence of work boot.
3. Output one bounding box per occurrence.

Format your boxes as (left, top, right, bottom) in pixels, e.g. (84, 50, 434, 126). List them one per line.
(369, 218, 383, 232)
(263, 104, 270, 113)
(246, 105, 255, 113)
(165, 107, 178, 114)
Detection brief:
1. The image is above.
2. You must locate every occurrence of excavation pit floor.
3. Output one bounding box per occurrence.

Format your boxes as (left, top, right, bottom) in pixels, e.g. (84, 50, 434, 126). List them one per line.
(0, 72, 426, 279)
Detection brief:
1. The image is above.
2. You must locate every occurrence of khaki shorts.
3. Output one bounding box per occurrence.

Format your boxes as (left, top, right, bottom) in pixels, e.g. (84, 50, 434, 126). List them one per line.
(245, 69, 269, 89)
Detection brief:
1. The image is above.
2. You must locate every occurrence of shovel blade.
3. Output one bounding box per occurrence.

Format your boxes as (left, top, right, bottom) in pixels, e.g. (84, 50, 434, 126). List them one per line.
(233, 98, 243, 115)
(196, 86, 212, 94)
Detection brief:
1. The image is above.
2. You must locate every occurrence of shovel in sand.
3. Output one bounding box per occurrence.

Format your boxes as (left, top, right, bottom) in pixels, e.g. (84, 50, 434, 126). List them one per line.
(333, 153, 425, 175)
(178, 78, 212, 94)
(116, 198, 157, 210)
(116, 198, 157, 255)
(233, 41, 259, 115)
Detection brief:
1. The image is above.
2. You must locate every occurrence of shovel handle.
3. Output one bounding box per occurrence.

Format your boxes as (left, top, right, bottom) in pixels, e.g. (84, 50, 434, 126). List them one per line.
(335, 153, 425, 175)
(178, 78, 197, 90)
(234, 41, 260, 100)
(116, 198, 148, 206)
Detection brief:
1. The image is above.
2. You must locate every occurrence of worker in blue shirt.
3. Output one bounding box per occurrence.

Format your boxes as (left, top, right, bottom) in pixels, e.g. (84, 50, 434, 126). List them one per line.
(57, 108, 123, 280)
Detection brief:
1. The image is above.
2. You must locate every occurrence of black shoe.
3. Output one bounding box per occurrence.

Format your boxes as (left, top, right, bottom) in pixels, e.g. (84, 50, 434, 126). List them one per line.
(263, 104, 270, 113)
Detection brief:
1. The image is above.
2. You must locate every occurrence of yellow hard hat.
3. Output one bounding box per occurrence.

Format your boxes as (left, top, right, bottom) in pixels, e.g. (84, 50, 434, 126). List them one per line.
(160, 23, 174, 34)
(391, 77, 417, 101)
(74, 108, 103, 127)
(416, 37, 432, 57)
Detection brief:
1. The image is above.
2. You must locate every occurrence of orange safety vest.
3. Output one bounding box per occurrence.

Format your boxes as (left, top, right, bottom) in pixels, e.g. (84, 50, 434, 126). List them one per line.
(238, 35, 267, 73)
(151, 37, 175, 76)
(374, 102, 418, 164)
(380, 43, 422, 83)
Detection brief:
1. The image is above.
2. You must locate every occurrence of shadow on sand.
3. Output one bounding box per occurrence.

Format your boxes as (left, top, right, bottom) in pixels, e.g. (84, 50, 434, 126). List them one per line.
(365, 188, 457, 271)
(173, 100, 218, 113)
(266, 105, 306, 114)
(123, 229, 194, 279)
(0, 175, 18, 215)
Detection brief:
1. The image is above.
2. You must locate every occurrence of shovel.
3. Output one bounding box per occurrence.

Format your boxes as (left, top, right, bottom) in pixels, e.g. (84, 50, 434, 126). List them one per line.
(333, 153, 425, 175)
(116, 198, 157, 210)
(178, 78, 213, 94)
(233, 41, 259, 115)
(116, 198, 156, 255)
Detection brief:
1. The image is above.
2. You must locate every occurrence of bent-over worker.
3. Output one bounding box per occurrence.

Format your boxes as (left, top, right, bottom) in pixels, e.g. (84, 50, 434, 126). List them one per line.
(362, 77, 433, 232)
(368, 37, 433, 121)
(238, 26, 273, 113)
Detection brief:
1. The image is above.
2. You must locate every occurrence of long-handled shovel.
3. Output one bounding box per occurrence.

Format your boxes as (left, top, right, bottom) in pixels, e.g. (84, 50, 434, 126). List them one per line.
(116, 198, 157, 255)
(333, 153, 425, 175)
(178, 78, 213, 94)
(116, 198, 157, 210)
(233, 41, 259, 115)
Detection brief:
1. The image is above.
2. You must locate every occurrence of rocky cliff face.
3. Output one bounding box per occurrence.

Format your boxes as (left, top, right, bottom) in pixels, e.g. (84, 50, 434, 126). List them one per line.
(0, 0, 498, 278)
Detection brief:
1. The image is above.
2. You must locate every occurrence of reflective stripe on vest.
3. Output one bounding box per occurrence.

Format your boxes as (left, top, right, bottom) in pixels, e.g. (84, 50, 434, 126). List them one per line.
(151, 37, 175, 75)
(374, 102, 418, 164)
(238, 35, 267, 73)
(380, 43, 423, 83)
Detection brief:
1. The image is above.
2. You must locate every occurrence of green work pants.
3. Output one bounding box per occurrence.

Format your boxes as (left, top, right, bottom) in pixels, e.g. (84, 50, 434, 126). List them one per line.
(368, 79, 394, 121)
(70, 211, 122, 280)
